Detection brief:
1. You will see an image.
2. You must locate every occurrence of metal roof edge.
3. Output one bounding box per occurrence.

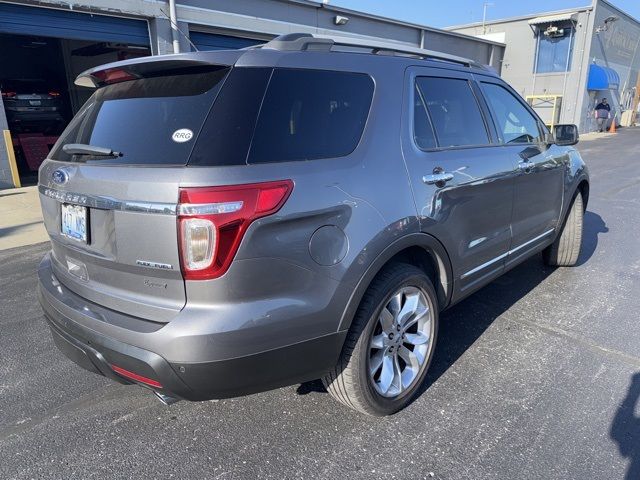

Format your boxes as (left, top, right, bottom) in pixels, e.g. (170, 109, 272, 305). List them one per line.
(269, 0, 505, 46)
(445, 4, 593, 30)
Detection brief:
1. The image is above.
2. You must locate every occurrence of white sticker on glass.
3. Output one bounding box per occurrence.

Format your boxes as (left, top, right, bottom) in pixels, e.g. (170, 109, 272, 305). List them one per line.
(172, 128, 194, 143)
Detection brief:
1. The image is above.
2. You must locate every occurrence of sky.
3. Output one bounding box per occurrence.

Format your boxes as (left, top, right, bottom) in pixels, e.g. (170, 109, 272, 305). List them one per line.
(324, 0, 640, 28)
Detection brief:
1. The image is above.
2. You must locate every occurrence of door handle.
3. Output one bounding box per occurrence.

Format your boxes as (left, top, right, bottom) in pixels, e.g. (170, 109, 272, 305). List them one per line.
(519, 161, 534, 172)
(423, 172, 454, 185)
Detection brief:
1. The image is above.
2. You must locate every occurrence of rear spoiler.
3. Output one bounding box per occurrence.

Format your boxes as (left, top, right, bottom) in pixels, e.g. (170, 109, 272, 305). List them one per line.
(74, 51, 243, 88)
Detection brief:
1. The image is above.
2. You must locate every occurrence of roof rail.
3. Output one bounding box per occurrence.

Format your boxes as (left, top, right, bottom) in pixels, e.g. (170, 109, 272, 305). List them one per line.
(260, 33, 485, 69)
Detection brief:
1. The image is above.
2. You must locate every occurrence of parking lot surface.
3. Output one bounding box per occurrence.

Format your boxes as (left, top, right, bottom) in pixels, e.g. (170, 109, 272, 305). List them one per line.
(1, 129, 639, 480)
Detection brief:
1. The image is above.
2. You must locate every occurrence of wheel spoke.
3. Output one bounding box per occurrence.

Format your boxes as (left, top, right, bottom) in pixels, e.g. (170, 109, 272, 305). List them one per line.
(388, 292, 402, 316)
(397, 292, 419, 327)
(379, 307, 395, 333)
(378, 354, 395, 394)
(403, 309, 428, 332)
(370, 333, 386, 349)
(405, 331, 429, 346)
(398, 345, 419, 367)
(393, 355, 403, 394)
(369, 350, 384, 376)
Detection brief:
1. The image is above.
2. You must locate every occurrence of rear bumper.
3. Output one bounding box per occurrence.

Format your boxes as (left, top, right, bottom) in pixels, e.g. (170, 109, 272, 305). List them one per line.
(38, 254, 346, 401)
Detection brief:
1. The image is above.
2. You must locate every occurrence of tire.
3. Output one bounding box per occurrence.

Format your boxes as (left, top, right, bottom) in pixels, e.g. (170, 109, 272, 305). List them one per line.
(323, 263, 439, 416)
(543, 192, 584, 267)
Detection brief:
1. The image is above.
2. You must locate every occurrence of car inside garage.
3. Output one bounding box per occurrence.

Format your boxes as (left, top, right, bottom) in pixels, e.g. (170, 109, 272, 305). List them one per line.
(0, 3, 151, 185)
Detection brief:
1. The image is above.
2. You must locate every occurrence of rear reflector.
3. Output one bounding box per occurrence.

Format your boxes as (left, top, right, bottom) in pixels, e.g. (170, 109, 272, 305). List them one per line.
(178, 180, 293, 280)
(110, 364, 163, 389)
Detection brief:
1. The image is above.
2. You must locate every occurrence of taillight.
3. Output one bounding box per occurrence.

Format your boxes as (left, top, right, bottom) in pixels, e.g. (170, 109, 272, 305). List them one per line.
(1, 91, 16, 98)
(178, 180, 293, 280)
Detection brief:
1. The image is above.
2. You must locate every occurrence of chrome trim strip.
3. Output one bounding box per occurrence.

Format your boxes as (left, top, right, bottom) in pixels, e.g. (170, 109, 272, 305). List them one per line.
(39, 185, 177, 215)
(460, 252, 508, 280)
(177, 201, 244, 216)
(509, 228, 555, 255)
(461, 229, 555, 279)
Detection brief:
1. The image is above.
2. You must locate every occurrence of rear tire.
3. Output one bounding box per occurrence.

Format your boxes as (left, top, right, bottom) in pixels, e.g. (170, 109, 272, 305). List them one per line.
(543, 192, 584, 266)
(323, 263, 438, 416)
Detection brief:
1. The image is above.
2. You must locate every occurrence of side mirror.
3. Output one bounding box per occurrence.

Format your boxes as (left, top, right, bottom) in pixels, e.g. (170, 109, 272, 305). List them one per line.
(553, 124, 579, 146)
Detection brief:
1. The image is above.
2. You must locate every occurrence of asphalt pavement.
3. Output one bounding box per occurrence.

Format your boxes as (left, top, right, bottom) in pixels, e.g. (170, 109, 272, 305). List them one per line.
(1, 129, 639, 479)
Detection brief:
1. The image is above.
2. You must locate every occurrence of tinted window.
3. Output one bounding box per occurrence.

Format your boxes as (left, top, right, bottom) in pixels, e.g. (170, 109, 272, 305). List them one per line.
(535, 27, 574, 73)
(413, 84, 437, 150)
(50, 67, 229, 165)
(189, 67, 272, 166)
(481, 82, 542, 144)
(248, 69, 373, 163)
(416, 77, 489, 148)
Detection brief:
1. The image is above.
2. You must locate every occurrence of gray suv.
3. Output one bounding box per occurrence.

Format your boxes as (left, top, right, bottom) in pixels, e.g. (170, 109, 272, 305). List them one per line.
(37, 33, 589, 416)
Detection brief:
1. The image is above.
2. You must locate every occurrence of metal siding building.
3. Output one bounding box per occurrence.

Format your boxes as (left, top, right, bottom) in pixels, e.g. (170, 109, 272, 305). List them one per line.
(0, 0, 504, 189)
(450, 0, 640, 133)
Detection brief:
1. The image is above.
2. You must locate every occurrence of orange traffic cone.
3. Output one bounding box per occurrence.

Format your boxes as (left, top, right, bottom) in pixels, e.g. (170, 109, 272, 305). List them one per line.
(609, 116, 617, 133)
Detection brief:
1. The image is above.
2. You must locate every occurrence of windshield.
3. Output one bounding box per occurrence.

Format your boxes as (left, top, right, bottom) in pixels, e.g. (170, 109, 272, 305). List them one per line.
(49, 66, 230, 165)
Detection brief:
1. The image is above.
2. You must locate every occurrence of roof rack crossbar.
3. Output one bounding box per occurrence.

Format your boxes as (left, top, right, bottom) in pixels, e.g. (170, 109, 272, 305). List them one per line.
(260, 33, 485, 69)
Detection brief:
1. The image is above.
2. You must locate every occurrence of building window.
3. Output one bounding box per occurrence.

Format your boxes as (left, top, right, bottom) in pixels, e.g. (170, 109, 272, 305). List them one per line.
(534, 26, 574, 73)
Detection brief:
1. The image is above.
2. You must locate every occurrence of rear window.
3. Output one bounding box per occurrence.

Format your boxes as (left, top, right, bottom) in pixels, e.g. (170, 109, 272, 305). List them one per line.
(247, 69, 374, 164)
(50, 66, 229, 165)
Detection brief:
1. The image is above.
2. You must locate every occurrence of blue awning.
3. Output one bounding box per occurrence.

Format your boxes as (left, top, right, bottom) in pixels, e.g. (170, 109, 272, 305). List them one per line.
(587, 64, 620, 91)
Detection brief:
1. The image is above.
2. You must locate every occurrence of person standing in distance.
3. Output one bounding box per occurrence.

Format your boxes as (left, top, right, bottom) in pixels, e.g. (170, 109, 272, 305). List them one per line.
(594, 98, 611, 132)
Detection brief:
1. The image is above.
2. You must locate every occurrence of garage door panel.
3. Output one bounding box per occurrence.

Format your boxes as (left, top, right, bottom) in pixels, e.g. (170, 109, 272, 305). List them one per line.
(190, 31, 262, 51)
(0, 3, 149, 45)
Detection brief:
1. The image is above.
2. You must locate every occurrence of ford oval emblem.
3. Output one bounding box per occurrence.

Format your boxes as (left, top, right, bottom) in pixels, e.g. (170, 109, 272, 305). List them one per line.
(52, 168, 69, 185)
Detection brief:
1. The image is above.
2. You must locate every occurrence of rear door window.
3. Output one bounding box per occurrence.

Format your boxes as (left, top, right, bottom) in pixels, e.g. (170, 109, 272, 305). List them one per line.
(415, 76, 490, 148)
(413, 84, 437, 150)
(50, 66, 229, 165)
(247, 69, 374, 164)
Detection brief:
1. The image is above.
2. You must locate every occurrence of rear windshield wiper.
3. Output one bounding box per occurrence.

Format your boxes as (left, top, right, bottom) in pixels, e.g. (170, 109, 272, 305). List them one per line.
(63, 143, 122, 158)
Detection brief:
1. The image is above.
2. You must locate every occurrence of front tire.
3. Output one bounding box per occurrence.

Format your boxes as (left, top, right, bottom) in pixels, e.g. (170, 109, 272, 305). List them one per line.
(543, 192, 584, 266)
(323, 263, 438, 416)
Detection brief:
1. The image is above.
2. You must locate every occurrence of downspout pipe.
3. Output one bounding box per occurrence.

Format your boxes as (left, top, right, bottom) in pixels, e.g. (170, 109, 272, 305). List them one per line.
(169, 0, 180, 54)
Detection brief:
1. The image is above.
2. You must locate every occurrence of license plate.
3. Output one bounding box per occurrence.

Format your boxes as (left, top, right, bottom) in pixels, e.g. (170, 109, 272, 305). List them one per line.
(61, 204, 88, 243)
(29, 100, 41, 106)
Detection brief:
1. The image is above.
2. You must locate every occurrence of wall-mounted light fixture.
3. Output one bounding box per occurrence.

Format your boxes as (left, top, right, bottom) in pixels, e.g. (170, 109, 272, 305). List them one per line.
(334, 15, 349, 26)
(596, 15, 619, 34)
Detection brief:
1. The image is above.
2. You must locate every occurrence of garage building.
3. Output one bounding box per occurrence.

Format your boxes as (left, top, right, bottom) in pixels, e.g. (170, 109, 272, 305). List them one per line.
(449, 0, 640, 134)
(0, 0, 504, 189)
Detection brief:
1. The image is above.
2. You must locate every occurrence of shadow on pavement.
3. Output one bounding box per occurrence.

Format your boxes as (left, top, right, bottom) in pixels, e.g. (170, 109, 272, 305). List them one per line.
(577, 211, 608, 266)
(297, 209, 606, 399)
(0, 221, 44, 237)
(610, 372, 640, 480)
(0, 191, 26, 198)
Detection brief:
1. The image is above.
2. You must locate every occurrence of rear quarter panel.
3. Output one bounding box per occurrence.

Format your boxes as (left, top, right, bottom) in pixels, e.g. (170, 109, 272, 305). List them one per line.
(169, 55, 422, 360)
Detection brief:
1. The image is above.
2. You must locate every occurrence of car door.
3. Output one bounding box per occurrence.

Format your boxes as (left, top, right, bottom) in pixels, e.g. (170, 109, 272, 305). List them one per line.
(401, 67, 519, 300)
(477, 77, 565, 268)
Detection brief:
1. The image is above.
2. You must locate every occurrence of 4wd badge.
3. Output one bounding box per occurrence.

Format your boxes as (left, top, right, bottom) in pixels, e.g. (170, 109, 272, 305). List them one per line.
(171, 128, 194, 143)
